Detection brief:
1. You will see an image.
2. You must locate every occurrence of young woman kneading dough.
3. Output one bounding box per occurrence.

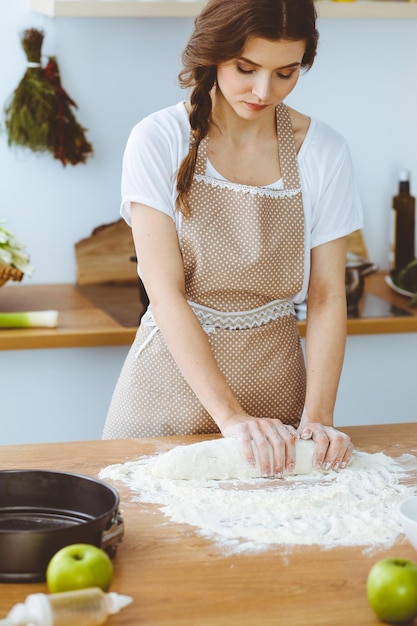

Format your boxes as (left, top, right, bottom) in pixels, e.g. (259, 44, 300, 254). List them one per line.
(103, 0, 363, 478)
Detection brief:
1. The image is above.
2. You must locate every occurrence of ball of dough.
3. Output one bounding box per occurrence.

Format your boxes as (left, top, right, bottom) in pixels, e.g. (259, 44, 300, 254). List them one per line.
(150, 437, 317, 480)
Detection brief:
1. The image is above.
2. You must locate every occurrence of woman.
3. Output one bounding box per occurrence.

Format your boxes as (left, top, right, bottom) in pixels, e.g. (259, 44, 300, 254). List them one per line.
(103, 0, 363, 477)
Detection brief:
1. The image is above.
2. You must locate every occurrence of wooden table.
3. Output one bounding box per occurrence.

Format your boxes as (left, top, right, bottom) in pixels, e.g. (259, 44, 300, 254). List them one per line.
(1, 423, 416, 625)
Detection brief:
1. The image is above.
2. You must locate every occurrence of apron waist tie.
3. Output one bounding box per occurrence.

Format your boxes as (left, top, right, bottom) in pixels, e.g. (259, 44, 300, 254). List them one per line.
(189, 299, 295, 330)
(134, 299, 295, 357)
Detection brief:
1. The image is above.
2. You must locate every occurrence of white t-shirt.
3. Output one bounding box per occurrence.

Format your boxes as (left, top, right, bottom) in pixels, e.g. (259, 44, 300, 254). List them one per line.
(121, 101, 363, 303)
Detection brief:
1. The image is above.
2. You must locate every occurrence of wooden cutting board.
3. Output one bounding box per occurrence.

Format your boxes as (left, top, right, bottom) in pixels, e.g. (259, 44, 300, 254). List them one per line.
(74, 219, 138, 285)
(74, 220, 369, 286)
(347, 229, 368, 259)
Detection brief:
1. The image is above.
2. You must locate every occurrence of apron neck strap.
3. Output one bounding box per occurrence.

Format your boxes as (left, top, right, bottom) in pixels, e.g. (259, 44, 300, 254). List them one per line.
(194, 135, 209, 176)
(275, 103, 302, 190)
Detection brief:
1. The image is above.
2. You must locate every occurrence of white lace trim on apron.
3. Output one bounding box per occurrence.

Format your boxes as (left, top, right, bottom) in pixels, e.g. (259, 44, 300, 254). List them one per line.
(193, 174, 301, 199)
(134, 298, 295, 357)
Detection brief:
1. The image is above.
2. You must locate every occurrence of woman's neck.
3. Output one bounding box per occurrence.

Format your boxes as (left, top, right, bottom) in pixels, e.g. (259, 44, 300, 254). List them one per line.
(210, 89, 277, 146)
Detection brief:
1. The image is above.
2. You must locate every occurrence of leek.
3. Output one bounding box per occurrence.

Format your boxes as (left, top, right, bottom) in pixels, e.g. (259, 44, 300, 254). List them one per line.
(0, 310, 58, 328)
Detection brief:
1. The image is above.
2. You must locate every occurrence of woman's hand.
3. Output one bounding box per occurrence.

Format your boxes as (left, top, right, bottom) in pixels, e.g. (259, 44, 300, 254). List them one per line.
(298, 422, 353, 471)
(221, 416, 299, 477)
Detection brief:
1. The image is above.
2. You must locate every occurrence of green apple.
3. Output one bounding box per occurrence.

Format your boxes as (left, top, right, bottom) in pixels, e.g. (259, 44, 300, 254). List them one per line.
(367, 558, 417, 624)
(46, 543, 113, 593)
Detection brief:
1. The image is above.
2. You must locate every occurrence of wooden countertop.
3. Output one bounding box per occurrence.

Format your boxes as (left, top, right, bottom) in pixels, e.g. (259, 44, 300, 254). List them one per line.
(0, 273, 416, 351)
(0, 423, 416, 625)
(0, 283, 141, 350)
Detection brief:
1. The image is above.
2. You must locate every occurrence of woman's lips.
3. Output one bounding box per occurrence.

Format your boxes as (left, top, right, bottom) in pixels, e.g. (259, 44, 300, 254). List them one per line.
(244, 102, 268, 111)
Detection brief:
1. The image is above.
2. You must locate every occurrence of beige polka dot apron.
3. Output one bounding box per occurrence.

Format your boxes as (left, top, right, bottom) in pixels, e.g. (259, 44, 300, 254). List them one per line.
(103, 103, 306, 439)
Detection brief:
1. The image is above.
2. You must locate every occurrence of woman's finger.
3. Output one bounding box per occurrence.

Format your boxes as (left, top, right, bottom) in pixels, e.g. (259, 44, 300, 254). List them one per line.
(268, 423, 297, 474)
(314, 426, 352, 471)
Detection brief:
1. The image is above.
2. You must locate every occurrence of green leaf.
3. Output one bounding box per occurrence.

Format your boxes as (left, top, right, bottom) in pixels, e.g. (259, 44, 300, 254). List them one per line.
(409, 293, 417, 308)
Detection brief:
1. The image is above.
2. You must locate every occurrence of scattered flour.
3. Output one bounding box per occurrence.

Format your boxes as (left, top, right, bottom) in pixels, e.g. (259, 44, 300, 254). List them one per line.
(99, 447, 417, 554)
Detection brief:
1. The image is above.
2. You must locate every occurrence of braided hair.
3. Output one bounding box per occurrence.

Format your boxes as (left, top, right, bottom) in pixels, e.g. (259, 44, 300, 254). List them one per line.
(176, 0, 318, 216)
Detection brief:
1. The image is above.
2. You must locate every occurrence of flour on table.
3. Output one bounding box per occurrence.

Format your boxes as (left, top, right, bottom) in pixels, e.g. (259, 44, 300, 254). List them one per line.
(150, 438, 316, 480)
(99, 441, 417, 554)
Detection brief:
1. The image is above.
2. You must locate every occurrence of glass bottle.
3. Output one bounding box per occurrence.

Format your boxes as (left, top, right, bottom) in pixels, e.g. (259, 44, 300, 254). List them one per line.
(390, 169, 415, 281)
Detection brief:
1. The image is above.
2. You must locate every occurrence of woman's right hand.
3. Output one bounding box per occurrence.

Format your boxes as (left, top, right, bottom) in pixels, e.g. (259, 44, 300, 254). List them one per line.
(221, 416, 299, 478)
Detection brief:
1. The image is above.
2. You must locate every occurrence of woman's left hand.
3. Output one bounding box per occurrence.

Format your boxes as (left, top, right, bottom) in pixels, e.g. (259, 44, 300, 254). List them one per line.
(297, 423, 353, 471)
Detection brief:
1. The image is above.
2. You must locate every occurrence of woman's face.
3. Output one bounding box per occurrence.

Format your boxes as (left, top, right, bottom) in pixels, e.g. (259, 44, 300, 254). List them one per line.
(216, 37, 306, 120)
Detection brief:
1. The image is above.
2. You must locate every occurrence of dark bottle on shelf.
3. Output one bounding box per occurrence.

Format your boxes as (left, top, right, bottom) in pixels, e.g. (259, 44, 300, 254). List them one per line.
(390, 169, 415, 281)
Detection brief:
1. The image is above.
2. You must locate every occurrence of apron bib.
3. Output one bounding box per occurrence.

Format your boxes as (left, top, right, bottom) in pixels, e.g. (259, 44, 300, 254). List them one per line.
(103, 104, 306, 438)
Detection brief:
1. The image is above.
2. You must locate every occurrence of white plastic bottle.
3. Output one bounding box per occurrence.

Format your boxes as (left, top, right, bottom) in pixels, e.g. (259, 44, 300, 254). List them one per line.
(2, 587, 133, 626)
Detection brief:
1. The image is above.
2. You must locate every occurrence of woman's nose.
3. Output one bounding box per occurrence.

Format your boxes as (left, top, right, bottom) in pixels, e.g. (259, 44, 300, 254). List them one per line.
(252, 74, 272, 101)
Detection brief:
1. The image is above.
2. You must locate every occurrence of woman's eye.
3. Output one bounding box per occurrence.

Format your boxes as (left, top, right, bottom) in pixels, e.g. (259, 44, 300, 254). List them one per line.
(237, 65, 254, 75)
(277, 71, 295, 81)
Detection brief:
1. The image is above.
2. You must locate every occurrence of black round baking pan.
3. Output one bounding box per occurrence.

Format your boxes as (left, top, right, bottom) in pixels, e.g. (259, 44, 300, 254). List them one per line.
(0, 469, 124, 583)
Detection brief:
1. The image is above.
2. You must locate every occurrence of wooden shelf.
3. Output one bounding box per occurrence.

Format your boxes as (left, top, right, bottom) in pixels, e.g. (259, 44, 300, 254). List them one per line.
(317, 0, 417, 18)
(0, 274, 416, 350)
(30, 0, 206, 18)
(0, 283, 138, 350)
(30, 0, 417, 19)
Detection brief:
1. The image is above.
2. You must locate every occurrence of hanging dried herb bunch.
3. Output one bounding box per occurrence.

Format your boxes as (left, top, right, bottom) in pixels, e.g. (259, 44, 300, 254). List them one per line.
(4, 28, 93, 166)
(44, 56, 93, 165)
(4, 29, 55, 153)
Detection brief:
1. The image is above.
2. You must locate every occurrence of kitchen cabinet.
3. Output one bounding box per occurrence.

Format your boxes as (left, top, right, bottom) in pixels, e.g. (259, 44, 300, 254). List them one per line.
(30, 0, 417, 19)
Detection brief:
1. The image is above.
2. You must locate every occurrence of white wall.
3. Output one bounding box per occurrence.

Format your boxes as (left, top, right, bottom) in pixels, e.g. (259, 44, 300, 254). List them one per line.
(2, 8, 417, 278)
(0, 3, 416, 443)
(287, 17, 417, 267)
(1, 4, 191, 282)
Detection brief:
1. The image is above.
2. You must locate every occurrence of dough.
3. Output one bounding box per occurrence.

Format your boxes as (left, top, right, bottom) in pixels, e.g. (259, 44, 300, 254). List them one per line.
(150, 438, 317, 480)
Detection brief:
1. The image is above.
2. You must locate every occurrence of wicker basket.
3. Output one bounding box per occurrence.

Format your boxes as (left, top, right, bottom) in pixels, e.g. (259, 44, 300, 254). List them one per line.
(0, 265, 24, 288)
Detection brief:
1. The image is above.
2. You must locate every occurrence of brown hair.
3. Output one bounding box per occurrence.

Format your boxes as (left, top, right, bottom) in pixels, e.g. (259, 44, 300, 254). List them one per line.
(176, 0, 319, 216)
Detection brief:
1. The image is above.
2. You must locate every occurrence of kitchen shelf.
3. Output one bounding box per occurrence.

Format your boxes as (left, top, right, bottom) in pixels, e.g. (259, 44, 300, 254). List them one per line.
(0, 274, 416, 351)
(30, 0, 206, 17)
(30, 0, 417, 19)
(317, 0, 417, 17)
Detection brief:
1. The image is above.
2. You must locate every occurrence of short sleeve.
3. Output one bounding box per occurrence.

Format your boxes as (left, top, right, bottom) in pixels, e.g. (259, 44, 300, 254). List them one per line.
(120, 106, 187, 226)
(300, 120, 364, 250)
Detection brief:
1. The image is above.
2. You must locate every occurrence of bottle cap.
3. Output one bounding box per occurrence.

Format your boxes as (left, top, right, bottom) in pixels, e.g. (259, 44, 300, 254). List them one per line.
(6, 594, 53, 626)
(399, 169, 410, 182)
(106, 592, 133, 615)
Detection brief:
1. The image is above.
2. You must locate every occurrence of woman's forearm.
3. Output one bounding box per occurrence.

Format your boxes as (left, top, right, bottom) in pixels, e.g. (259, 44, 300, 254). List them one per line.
(152, 294, 245, 428)
(302, 293, 347, 426)
(132, 204, 246, 430)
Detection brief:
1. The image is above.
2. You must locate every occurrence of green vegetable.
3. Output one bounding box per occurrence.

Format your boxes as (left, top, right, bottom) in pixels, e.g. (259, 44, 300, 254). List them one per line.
(0, 220, 34, 276)
(397, 258, 417, 293)
(0, 310, 58, 328)
(393, 258, 417, 307)
(409, 293, 417, 308)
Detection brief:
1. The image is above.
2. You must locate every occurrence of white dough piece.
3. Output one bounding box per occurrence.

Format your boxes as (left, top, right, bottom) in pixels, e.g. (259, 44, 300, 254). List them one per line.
(150, 438, 317, 480)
